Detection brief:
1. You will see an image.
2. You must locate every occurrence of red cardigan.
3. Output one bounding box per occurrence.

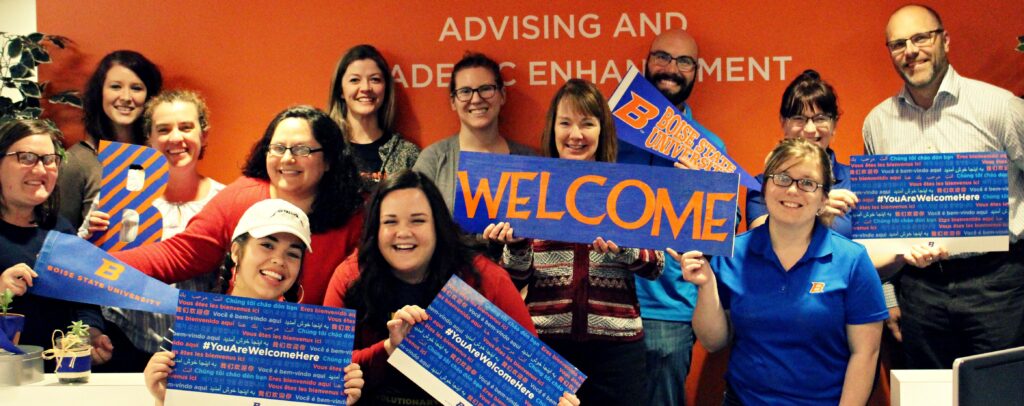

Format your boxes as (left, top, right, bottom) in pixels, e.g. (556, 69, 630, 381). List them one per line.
(113, 176, 363, 305)
(323, 252, 536, 387)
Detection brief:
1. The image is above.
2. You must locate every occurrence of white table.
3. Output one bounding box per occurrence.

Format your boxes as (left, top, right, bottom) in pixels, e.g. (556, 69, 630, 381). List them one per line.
(891, 369, 953, 406)
(0, 373, 151, 405)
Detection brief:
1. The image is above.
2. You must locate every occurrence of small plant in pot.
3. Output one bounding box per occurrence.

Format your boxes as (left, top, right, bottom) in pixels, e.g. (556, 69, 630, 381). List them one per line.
(42, 320, 93, 383)
(0, 288, 25, 350)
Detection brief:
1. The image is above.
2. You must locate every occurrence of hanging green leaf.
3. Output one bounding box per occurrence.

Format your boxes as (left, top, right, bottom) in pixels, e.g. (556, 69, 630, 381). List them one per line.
(2, 78, 15, 88)
(50, 91, 83, 107)
(9, 63, 29, 78)
(30, 46, 50, 63)
(20, 50, 37, 69)
(50, 36, 68, 49)
(26, 32, 44, 43)
(21, 107, 42, 119)
(6, 38, 23, 58)
(18, 81, 41, 98)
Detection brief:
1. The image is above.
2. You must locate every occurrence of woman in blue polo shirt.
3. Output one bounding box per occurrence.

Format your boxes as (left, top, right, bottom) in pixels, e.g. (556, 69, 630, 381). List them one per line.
(671, 138, 887, 405)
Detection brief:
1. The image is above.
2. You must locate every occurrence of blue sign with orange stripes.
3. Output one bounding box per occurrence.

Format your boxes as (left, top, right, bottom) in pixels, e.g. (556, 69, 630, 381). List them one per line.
(89, 141, 168, 251)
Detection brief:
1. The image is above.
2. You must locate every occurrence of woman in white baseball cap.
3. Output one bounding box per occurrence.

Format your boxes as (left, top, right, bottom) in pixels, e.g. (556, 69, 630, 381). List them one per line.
(143, 198, 364, 405)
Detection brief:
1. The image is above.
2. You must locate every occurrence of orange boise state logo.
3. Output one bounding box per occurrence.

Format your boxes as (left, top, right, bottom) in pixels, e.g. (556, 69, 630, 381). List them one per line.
(809, 282, 826, 293)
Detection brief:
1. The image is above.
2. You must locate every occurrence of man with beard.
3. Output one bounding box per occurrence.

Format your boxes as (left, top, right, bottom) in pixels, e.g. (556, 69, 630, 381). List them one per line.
(863, 4, 1024, 369)
(619, 28, 728, 406)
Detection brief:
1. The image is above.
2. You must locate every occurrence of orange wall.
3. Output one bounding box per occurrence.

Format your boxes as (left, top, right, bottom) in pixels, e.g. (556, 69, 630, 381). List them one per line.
(34, 1, 1024, 405)
(37, 1, 1024, 188)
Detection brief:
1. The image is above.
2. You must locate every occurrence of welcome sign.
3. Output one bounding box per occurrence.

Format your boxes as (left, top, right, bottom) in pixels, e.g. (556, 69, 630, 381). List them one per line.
(607, 65, 761, 191)
(454, 152, 738, 256)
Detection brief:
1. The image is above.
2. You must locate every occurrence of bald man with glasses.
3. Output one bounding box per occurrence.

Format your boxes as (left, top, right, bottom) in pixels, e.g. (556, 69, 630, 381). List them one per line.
(863, 4, 1024, 369)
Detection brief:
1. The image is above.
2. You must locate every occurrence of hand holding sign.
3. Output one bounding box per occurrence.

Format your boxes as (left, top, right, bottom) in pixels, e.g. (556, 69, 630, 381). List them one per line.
(0, 263, 37, 296)
(385, 304, 429, 356)
(669, 249, 715, 287)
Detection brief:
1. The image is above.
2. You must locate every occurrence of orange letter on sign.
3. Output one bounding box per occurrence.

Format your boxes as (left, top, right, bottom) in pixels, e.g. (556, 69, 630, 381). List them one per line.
(566, 175, 607, 225)
(612, 92, 660, 130)
(607, 179, 656, 230)
(95, 258, 125, 281)
(536, 172, 565, 220)
(506, 172, 537, 219)
(652, 189, 703, 238)
(457, 171, 511, 219)
(701, 193, 735, 242)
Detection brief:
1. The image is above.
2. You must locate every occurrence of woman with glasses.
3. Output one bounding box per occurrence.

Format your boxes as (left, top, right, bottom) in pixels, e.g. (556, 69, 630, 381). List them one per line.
(0, 119, 113, 371)
(113, 106, 365, 306)
(413, 52, 533, 214)
(673, 138, 887, 405)
(327, 45, 419, 183)
(746, 69, 858, 236)
(58, 50, 163, 229)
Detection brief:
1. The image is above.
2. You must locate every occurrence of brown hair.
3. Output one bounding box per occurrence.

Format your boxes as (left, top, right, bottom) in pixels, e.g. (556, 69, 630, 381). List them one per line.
(763, 137, 835, 226)
(540, 79, 617, 163)
(142, 89, 210, 159)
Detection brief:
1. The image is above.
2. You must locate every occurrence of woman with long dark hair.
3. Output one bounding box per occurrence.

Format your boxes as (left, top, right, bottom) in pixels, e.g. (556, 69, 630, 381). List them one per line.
(324, 170, 579, 405)
(327, 44, 419, 182)
(58, 50, 162, 228)
(113, 105, 365, 305)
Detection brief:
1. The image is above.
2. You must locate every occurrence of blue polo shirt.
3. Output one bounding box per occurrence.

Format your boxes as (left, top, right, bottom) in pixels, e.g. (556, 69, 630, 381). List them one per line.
(746, 148, 853, 237)
(710, 222, 887, 405)
(622, 104, 728, 323)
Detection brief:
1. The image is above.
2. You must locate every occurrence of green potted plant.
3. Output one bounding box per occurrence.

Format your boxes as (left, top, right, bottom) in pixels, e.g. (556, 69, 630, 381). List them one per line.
(42, 320, 93, 383)
(0, 288, 24, 347)
(1, 31, 82, 122)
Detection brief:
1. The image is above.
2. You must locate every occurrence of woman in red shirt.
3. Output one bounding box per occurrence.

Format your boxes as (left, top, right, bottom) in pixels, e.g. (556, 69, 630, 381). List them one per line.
(323, 170, 578, 406)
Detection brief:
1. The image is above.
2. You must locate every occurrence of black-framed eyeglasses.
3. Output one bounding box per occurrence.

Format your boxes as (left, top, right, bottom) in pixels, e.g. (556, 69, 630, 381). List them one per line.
(267, 144, 323, 157)
(4, 151, 62, 167)
(648, 51, 697, 73)
(452, 84, 499, 102)
(886, 29, 944, 54)
(787, 114, 834, 128)
(767, 173, 824, 193)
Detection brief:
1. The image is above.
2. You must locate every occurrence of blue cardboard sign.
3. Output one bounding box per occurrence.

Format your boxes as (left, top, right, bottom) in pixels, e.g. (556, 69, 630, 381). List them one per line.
(91, 141, 168, 252)
(607, 65, 760, 191)
(454, 152, 738, 256)
(389, 275, 585, 405)
(166, 291, 356, 406)
(31, 231, 179, 315)
(850, 152, 1009, 256)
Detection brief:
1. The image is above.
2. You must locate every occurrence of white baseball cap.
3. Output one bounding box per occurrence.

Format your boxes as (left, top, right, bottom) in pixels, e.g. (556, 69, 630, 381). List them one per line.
(232, 199, 313, 252)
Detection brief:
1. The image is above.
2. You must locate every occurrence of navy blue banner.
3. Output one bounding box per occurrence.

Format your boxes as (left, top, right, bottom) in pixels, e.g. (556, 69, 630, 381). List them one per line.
(607, 65, 760, 191)
(454, 152, 738, 256)
(31, 231, 179, 315)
